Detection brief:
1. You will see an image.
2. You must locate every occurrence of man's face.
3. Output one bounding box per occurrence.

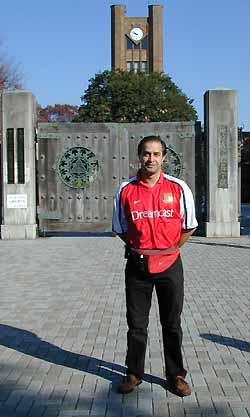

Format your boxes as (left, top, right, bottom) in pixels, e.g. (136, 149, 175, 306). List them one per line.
(139, 140, 165, 176)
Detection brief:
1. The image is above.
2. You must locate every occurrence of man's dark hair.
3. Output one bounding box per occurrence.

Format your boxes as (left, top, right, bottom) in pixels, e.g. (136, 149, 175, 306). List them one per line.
(137, 135, 167, 156)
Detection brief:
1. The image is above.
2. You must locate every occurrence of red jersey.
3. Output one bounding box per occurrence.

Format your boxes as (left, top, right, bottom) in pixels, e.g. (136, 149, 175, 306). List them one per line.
(113, 171, 198, 273)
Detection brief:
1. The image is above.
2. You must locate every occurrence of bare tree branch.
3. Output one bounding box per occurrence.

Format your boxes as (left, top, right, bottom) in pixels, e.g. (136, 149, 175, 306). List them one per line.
(0, 40, 23, 92)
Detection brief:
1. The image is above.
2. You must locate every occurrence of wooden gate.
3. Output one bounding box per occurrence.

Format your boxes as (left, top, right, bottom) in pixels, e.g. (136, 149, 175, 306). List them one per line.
(37, 123, 129, 234)
(37, 122, 199, 234)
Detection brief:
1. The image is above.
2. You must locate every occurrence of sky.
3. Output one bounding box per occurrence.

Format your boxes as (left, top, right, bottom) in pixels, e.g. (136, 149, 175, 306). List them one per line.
(1, 0, 250, 129)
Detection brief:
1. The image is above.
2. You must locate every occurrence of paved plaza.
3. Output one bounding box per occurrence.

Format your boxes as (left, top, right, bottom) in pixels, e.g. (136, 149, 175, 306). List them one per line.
(0, 235, 249, 417)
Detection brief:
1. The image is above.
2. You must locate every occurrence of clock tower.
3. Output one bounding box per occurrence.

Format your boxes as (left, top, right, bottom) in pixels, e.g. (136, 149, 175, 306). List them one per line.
(111, 4, 163, 73)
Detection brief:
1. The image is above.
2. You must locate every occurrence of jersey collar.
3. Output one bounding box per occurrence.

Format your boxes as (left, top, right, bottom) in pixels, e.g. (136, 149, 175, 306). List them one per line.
(136, 169, 164, 187)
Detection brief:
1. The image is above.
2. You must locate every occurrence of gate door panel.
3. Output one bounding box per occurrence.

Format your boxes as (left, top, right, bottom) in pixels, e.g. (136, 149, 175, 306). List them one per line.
(37, 123, 124, 233)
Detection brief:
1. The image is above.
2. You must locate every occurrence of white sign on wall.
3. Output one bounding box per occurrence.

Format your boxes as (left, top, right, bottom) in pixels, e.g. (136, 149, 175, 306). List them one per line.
(7, 194, 28, 209)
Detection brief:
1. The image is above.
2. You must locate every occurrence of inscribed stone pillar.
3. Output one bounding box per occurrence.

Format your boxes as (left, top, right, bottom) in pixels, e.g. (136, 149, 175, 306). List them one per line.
(1, 91, 37, 239)
(204, 89, 240, 237)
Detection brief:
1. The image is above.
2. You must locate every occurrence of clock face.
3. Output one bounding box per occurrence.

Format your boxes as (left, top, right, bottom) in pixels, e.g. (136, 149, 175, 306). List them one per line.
(130, 27, 144, 42)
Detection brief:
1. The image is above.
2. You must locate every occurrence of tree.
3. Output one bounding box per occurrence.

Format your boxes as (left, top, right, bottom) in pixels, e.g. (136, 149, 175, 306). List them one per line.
(0, 41, 23, 92)
(74, 70, 197, 123)
(37, 104, 79, 122)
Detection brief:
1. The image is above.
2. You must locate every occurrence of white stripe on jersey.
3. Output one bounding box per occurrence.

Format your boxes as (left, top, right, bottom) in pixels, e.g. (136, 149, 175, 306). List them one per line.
(112, 176, 137, 234)
(163, 174, 198, 230)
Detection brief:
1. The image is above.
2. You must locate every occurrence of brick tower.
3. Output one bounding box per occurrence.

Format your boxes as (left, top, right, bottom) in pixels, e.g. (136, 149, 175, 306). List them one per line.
(111, 4, 163, 73)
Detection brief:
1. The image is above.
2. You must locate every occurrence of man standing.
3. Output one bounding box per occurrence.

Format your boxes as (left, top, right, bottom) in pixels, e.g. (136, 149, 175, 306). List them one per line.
(112, 135, 198, 397)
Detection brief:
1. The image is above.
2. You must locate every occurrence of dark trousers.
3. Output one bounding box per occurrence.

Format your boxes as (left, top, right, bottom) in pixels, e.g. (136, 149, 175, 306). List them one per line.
(125, 255, 186, 379)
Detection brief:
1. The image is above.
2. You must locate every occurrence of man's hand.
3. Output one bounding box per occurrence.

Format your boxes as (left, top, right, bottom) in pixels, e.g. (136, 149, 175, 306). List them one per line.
(117, 233, 128, 244)
(178, 228, 196, 247)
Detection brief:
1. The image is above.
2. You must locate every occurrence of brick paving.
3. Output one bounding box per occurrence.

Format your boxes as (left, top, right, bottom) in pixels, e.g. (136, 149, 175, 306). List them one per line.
(0, 235, 249, 417)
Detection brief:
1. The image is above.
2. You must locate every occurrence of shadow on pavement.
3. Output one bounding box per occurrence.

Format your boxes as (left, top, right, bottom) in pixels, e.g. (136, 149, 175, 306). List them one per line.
(0, 325, 242, 416)
(189, 240, 250, 249)
(200, 333, 250, 352)
(0, 324, 165, 389)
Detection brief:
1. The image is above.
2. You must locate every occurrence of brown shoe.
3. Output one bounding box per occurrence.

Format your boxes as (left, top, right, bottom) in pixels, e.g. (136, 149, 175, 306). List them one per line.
(167, 376, 191, 397)
(117, 374, 142, 394)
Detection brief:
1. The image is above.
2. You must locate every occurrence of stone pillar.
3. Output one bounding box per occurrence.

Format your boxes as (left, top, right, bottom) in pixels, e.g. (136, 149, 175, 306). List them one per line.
(204, 89, 240, 237)
(1, 90, 37, 239)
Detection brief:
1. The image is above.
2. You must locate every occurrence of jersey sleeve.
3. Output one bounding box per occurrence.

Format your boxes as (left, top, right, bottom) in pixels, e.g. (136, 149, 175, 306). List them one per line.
(180, 181, 198, 230)
(112, 183, 129, 234)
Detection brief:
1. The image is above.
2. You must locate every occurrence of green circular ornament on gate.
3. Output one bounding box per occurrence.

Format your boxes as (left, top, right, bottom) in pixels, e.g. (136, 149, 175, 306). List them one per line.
(58, 146, 99, 189)
(162, 146, 182, 178)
